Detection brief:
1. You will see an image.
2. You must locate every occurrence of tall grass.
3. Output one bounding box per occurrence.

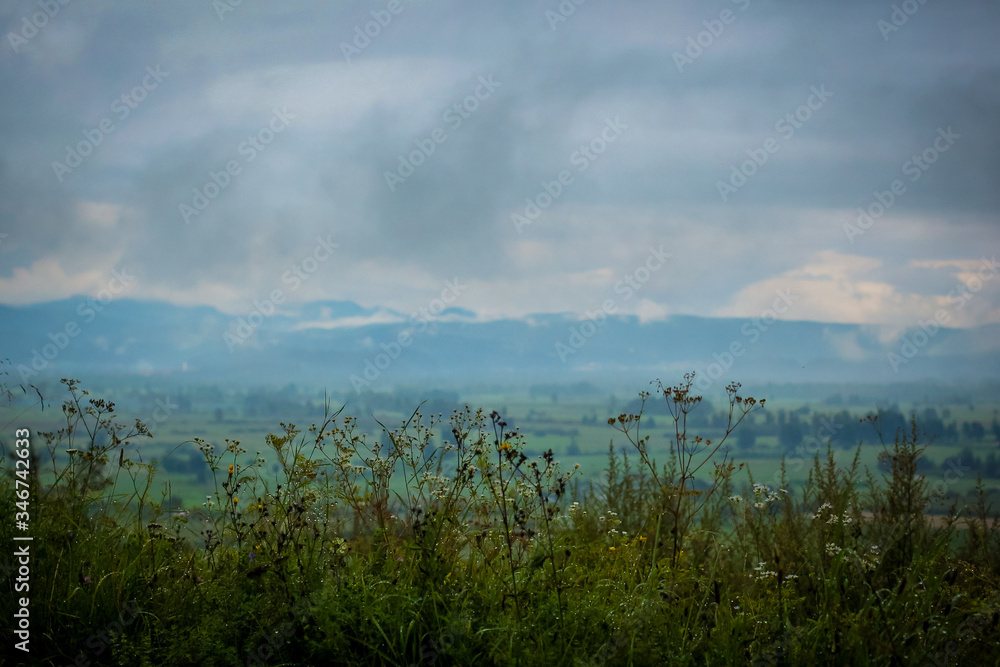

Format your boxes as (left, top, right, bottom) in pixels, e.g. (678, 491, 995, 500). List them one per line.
(1, 375, 998, 666)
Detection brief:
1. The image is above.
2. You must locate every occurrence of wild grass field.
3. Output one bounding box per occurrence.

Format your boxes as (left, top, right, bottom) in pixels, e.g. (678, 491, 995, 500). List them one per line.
(2, 372, 999, 666)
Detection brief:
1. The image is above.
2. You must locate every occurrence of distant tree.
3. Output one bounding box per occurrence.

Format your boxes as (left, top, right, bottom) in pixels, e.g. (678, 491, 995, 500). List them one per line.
(961, 421, 985, 441)
(779, 418, 804, 453)
(872, 407, 906, 440)
(945, 422, 958, 441)
(984, 452, 998, 478)
(737, 425, 756, 450)
(958, 447, 979, 471)
(919, 408, 945, 440)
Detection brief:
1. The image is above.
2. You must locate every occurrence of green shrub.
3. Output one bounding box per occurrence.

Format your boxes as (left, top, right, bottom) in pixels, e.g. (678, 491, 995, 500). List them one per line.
(1, 372, 998, 665)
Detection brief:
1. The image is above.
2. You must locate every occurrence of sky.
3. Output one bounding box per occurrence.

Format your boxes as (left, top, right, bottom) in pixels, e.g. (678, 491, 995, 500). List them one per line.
(1, 0, 998, 334)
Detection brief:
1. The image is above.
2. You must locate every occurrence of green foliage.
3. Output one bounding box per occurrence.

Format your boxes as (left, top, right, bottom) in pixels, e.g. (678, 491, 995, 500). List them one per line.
(1, 374, 998, 665)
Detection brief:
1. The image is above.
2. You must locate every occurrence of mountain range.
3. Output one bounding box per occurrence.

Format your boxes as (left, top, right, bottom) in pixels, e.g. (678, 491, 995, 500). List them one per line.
(1, 298, 998, 393)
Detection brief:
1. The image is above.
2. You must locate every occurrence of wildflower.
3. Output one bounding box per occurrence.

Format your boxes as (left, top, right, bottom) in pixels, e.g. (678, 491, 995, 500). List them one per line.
(609, 547, 616, 551)
(233, 497, 239, 505)
(825, 542, 842, 556)
(228, 464, 234, 476)
(729, 495, 742, 503)
(499, 441, 511, 451)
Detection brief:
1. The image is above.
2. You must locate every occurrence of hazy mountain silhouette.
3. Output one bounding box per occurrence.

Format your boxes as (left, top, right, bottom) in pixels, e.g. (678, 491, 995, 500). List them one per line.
(2, 298, 997, 390)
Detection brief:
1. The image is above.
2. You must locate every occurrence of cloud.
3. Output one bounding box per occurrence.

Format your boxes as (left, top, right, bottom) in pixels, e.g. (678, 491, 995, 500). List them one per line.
(0, 256, 123, 304)
(1, 0, 999, 330)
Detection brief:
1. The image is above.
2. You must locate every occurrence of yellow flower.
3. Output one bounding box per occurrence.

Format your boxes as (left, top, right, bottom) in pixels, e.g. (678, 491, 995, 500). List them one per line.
(228, 464, 234, 476)
(233, 497, 239, 504)
(609, 546, 616, 551)
(499, 441, 511, 451)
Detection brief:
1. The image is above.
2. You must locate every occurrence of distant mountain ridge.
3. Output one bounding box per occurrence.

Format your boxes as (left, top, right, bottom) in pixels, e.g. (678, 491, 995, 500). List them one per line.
(1, 297, 998, 391)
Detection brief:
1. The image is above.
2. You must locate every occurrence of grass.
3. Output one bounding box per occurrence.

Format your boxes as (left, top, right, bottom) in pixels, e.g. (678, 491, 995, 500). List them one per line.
(1, 373, 999, 666)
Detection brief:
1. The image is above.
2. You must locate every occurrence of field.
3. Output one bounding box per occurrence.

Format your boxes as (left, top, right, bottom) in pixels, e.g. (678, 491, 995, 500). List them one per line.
(9, 378, 997, 511)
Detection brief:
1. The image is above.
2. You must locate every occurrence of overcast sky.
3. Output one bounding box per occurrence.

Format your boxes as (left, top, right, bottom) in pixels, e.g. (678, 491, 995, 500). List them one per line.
(1, 0, 998, 333)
